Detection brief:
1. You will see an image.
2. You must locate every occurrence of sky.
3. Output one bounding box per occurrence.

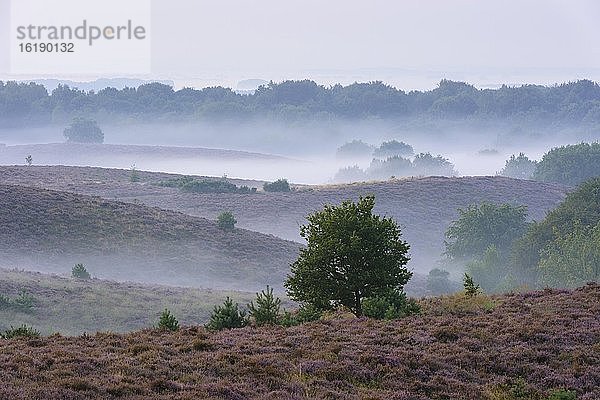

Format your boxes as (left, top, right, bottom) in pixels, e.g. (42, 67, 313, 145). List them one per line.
(2, 0, 600, 89)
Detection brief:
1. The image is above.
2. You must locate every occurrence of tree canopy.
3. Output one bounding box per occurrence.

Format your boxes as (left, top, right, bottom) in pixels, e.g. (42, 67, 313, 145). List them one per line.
(63, 118, 104, 143)
(533, 142, 600, 186)
(285, 195, 412, 316)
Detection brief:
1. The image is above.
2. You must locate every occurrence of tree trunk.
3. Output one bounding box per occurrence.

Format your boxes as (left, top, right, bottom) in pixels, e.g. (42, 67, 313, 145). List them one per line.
(354, 291, 362, 316)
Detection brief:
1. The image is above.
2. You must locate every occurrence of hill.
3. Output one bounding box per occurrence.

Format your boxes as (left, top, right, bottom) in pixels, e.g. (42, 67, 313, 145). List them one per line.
(0, 268, 259, 336)
(0, 284, 597, 399)
(0, 184, 300, 290)
(0, 166, 569, 271)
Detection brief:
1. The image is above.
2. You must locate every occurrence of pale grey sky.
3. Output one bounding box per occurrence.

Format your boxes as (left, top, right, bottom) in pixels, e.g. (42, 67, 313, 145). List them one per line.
(2, 0, 600, 89)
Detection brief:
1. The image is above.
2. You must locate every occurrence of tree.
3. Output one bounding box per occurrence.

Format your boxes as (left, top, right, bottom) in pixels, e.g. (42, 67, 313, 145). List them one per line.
(248, 285, 282, 326)
(263, 179, 291, 192)
(63, 117, 104, 143)
(537, 222, 600, 288)
(25, 155, 32, 166)
(426, 268, 459, 295)
(533, 142, 600, 186)
(463, 273, 480, 297)
(511, 178, 600, 282)
(466, 245, 506, 292)
(499, 153, 537, 179)
(445, 202, 528, 261)
(217, 211, 237, 231)
(205, 297, 248, 331)
(336, 140, 373, 159)
(157, 309, 179, 331)
(412, 153, 457, 177)
(71, 263, 91, 279)
(285, 195, 412, 317)
(373, 140, 414, 158)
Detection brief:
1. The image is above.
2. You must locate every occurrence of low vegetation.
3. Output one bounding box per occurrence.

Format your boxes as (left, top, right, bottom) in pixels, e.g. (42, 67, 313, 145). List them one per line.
(158, 176, 256, 194)
(0, 284, 597, 399)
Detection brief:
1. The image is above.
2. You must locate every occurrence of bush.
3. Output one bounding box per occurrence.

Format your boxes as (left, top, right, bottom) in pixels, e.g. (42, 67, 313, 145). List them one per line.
(63, 117, 104, 143)
(362, 289, 420, 320)
(25, 155, 32, 166)
(2, 324, 40, 339)
(72, 263, 91, 279)
(547, 389, 577, 400)
(205, 297, 248, 331)
(217, 211, 237, 231)
(499, 153, 537, 179)
(13, 290, 34, 310)
(158, 176, 256, 194)
(157, 309, 179, 331)
(248, 286, 281, 326)
(263, 179, 291, 192)
(463, 273, 481, 297)
(130, 164, 140, 182)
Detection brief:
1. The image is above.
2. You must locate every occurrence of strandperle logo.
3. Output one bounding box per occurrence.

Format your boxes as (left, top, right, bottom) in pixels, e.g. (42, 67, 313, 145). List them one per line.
(15, 20, 147, 46)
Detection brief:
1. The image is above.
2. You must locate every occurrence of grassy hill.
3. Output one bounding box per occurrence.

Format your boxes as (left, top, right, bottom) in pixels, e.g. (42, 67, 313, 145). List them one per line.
(0, 184, 300, 290)
(0, 284, 597, 399)
(0, 166, 569, 271)
(0, 268, 261, 336)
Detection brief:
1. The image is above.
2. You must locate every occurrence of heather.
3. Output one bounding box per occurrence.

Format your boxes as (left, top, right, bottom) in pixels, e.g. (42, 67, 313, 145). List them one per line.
(0, 284, 597, 399)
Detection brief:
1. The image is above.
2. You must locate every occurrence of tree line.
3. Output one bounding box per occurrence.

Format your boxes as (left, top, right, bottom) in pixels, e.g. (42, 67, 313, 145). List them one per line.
(1, 79, 599, 127)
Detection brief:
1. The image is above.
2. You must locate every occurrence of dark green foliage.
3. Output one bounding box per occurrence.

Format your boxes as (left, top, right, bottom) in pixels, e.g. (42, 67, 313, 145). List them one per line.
(0, 290, 34, 313)
(336, 140, 373, 158)
(547, 389, 577, 400)
(279, 303, 323, 327)
(248, 286, 281, 326)
(285, 195, 412, 317)
(1, 324, 40, 339)
(63, 117, 104, 143)
(466, 245, 507, 293)
(157, 309, 179, 331)
(534, 142, 600, 186)
(538, 222, 600, 288)
(362, 288, 420, 320)
(263, 179, 291, 192)
(463, 273, 480, 297)
(445, 202, 528, 261)
(72, 263, 91, 279)
(217, 211, 237, 231)
(499, 153, 537, 179)
(159, 176, 256, 194)
(426, 268, 459, 295)
(205, 297, 248, 331)
(373, 140, 414, 158)
(511, 178, 600, 283)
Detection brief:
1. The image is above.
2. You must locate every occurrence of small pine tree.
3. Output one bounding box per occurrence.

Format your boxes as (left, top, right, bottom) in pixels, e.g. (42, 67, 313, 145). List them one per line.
(72, 263, 91, 279)
(205, 297, 247, 331)
(217, 211, 237, 231)
(248, 285, 282, 326)
(158, 309, 179, 331)
(463, 273, 480, 297)
(25, 155, 33, 166)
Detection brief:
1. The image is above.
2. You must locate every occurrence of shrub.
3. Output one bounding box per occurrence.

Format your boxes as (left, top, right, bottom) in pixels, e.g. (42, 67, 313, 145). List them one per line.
(263, 179, 291, 192)
(463, 273, 481, 297)
(13, 290, 34, 310)
(63, 117, 104, 143)
(72, 263, 91, 279)
(362, 288, 420, 320)
(25, 155, 33, 166)
(248, 285, 281, 326)
(158, 176, 256, 194)
(217, 211, 237, 231)
(157, 309, 179, 331)
(205, 297, 248, 331)
(2, 324, 40, 339)
(499, 153, 537, 179)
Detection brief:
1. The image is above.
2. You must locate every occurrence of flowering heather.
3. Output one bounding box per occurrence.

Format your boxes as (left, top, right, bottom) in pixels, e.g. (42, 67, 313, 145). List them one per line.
(0, 284, 598, 399)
